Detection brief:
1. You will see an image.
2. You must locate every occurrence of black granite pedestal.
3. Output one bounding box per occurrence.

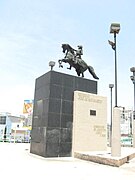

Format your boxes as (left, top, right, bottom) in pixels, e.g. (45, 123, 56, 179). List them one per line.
(30, 71, 97, 157)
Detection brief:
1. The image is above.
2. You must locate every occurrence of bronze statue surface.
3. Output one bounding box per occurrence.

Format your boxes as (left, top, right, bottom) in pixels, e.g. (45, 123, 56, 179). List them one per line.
(58, 44, 99, 80)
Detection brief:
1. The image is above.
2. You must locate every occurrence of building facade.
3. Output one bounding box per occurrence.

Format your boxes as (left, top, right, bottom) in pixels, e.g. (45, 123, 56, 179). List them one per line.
(0, 112, 30, 142)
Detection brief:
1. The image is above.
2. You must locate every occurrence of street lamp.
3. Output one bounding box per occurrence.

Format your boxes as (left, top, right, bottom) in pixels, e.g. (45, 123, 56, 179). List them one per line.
(108, 23, 120, 107)
(130, 67, 135, 147)
(130, 67, 135, 119)
(49, 61, 55, 71)
(109, 84, 114, 146)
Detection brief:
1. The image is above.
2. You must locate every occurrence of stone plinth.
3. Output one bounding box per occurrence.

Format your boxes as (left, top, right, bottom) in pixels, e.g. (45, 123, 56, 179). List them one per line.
(30, 71, 97, 157)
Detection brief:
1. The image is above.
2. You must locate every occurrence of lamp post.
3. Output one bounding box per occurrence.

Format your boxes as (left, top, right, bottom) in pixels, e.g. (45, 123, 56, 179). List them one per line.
(109, 23, 121, 156)
(49, 61, 55, 71)
(108, 23, 120, 107)
(130, 67, 135, 147)
(109, 84, 114, 146)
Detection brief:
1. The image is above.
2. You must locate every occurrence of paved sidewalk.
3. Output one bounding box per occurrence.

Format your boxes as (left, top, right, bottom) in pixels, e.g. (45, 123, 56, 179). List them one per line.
(0, 142, 135, 180)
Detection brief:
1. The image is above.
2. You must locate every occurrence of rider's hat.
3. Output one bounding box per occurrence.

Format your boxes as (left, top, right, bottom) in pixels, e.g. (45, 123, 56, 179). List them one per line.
(77, 45, 82, 49)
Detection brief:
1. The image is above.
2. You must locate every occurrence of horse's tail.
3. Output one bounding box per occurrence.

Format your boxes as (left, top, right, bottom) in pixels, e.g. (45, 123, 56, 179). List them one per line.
(88, 66, 99, 80)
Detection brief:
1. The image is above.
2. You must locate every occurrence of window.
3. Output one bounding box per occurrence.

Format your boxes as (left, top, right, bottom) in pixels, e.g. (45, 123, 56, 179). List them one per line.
(90, 110, 96, 116)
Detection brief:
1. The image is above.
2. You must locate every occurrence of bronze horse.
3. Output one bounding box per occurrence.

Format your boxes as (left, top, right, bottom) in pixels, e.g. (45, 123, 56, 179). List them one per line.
(58, 44, 99, 79)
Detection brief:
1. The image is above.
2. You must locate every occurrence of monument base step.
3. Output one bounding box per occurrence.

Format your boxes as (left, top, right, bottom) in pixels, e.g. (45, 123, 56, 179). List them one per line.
(74, 147, 135, 167)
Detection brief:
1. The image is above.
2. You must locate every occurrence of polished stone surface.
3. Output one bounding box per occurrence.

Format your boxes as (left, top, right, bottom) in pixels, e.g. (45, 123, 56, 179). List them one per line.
(30, 71, 97, 157)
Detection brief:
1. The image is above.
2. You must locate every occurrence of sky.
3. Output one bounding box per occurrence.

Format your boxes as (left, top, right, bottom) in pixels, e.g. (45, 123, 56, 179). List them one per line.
(0, 0, 135, 119)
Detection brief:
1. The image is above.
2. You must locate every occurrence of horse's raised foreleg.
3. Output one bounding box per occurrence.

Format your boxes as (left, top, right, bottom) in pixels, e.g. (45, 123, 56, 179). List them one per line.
(58, 59, 63, 68)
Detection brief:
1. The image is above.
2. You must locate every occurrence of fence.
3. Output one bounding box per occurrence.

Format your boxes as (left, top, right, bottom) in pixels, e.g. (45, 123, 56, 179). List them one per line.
(0, 133, 30, 143)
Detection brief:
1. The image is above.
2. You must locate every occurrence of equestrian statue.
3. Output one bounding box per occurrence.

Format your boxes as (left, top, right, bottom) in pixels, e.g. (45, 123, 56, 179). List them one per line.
(58, 44, 99, 80)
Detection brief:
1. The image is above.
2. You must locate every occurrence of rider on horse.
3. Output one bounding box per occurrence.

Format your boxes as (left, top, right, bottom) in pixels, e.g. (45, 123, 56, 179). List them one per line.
(76, 45, 83, 58)
(58, 44, 99, 79)
(62, 44, 84, 68)
(73, 45, 83, 64)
